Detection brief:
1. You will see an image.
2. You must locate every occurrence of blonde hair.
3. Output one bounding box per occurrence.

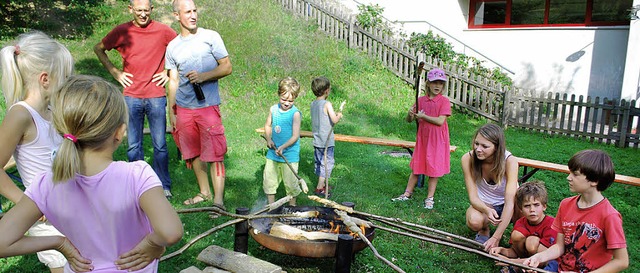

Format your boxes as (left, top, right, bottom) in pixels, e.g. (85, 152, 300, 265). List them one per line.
(278, 77, 301, 98)
(51, 75, 128, 182)
(0, 31, 74, 105)
(470, 123, 507, 186)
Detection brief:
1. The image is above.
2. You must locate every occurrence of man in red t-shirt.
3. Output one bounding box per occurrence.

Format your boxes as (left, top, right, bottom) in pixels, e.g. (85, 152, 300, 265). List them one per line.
(94, 0, 177, 198)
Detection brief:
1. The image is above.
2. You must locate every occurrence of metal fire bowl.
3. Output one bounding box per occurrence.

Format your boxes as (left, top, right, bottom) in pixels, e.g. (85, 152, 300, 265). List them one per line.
(248, 206, 375, 258)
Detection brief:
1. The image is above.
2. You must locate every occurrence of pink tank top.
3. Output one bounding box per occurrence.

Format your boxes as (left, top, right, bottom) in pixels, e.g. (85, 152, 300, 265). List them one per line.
(11, 101, 62, 188)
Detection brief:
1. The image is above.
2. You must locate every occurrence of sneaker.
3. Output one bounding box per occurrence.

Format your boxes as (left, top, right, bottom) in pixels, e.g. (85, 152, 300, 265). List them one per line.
(391, 194, 411, 202)
(474, 233, 490, 244)
(314, 188, 332, 198)
(163, 189, 173, 199)
(424, 197, 434, 209)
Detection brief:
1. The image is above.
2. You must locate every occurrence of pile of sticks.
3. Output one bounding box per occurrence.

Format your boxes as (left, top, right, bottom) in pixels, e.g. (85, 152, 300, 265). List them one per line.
(307, 196, 553, 273)
(162, 195, 552, 273)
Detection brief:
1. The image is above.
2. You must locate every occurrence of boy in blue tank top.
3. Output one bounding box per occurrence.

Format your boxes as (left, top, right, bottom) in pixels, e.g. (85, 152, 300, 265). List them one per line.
(263, 77, 303, 206)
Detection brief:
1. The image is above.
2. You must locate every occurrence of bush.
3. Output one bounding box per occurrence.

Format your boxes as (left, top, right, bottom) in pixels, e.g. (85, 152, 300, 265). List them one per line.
(355, 3, 384, 29)
(408, 31, 513, 87)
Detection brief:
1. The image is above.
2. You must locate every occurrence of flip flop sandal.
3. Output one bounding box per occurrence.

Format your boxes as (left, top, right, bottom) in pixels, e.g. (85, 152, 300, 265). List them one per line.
(183, 192, 212, 205)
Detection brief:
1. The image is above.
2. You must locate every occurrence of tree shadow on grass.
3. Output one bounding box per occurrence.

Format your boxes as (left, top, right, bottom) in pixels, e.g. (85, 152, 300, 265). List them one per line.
(0, 0, 108, 40)
(75, 57, 112, 79)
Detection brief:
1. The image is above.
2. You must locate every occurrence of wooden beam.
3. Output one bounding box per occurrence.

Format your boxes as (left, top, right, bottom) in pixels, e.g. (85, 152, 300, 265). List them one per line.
(197, 245, 284, 273)
(518, 157, 640, 187)
(255, 128, 457, 153)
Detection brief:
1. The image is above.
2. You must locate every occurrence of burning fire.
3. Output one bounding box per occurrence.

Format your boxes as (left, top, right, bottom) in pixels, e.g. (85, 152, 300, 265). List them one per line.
(322, 221, 366, 238)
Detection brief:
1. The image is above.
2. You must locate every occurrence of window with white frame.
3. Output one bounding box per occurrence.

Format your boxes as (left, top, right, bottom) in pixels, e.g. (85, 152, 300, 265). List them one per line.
(469, 0, 632, 28)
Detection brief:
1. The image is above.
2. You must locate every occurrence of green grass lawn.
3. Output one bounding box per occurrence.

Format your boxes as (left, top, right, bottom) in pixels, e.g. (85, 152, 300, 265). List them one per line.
(1, 0, 638, 272)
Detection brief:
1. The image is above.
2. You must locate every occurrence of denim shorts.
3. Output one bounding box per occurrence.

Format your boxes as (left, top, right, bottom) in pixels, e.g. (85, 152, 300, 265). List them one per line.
(313, 146, 335, 178)
(493, 204, 504, 218)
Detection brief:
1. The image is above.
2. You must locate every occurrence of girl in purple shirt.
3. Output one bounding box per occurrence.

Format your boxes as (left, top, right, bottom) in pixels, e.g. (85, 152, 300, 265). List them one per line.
(0, 75, 183, 272)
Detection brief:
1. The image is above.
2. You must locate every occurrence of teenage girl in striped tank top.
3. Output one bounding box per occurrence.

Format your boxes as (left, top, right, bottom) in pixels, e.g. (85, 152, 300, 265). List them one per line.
(462, 124, 520, 252)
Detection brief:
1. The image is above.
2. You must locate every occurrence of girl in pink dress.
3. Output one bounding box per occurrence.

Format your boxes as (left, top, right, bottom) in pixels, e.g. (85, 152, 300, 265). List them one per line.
(392, 68, 451, 209)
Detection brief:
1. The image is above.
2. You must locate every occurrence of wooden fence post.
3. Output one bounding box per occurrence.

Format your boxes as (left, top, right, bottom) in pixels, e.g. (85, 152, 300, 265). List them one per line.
(273, 0, 638, 148)
(348, 16, 354, 49)
(501, 85, 511, 127)
(618, 100, 631, 148)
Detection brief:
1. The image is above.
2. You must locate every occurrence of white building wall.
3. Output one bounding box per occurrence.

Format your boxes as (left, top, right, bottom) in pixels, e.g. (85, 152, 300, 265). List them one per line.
(621, 0, 640, 101)
(339, 0, 635, 101)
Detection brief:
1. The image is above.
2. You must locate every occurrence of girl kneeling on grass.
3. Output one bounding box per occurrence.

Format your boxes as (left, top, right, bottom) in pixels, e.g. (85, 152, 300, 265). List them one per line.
(0, 75, 183, 272)
(462, 123, 519, 252)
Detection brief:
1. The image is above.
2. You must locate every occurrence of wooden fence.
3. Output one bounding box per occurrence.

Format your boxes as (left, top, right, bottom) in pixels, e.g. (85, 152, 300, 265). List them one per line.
(278, 0, 421, 83)
(505, 92, 639, 148)
(275, 0, 640, 148)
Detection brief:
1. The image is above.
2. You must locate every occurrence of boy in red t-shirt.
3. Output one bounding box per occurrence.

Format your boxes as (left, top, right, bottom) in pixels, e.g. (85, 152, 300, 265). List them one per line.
(490, 180, 558, 272)
(524, 150, 628, 272)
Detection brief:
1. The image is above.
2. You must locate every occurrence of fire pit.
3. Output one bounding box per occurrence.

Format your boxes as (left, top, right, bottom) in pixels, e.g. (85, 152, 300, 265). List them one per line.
(249, 206, 375, 258)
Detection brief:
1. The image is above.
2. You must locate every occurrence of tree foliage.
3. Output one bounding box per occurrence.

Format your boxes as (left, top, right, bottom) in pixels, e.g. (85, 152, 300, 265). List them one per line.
(355, 3, 384, 29)
(0, 0, 110, 40)
(407, 31, 513, 87)
(354, 4, 513, 87)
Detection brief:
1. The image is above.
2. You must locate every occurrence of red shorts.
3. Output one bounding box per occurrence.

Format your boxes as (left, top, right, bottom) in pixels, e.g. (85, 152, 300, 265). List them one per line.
(173, 105, 227, 162)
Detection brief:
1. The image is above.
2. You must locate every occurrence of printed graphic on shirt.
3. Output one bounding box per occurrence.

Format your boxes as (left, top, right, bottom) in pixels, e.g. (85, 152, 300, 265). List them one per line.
(561, 222, 602, 271)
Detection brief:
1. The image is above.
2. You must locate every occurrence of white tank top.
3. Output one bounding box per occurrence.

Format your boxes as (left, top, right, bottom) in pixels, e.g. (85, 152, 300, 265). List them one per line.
(476, 151, 512, 206)
(11, 101, 62, 188)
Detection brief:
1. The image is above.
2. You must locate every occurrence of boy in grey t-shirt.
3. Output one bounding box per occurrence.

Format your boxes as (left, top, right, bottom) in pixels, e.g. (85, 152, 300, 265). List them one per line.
(310, 77, 343, 198)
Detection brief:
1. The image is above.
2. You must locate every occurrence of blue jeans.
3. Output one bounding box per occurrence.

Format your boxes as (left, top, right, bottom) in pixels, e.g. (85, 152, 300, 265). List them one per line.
(125, 96, 172, 190)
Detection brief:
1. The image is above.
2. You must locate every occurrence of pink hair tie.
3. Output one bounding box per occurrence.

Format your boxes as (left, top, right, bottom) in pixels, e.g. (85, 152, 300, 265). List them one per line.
(14, 45, 20, 56)
(63, 134, 78, 143)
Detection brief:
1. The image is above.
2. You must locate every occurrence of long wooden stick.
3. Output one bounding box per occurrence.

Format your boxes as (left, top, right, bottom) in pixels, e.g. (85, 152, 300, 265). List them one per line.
(162, 196, 293, 261)
(335, 210, 405, 273)
(367, 214, 483, 249)
(321, 101, 345, 199)
(413, 61, 425, 132)
(176, 207, 320, 220)
(260, 135, 309, 193)
(160, 218, 243, 261)
(371, 224, 553, 273)
(308, 195, 482, 248)
(277, 150, 309, 193)
(375, 218, 482, 250)
(311, 196, 551, 272)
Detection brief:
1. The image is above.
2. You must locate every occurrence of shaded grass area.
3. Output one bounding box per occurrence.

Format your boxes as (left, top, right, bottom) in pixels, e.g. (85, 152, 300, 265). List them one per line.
(0, 0, 110, 40)
(0, 0, 638, 272)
